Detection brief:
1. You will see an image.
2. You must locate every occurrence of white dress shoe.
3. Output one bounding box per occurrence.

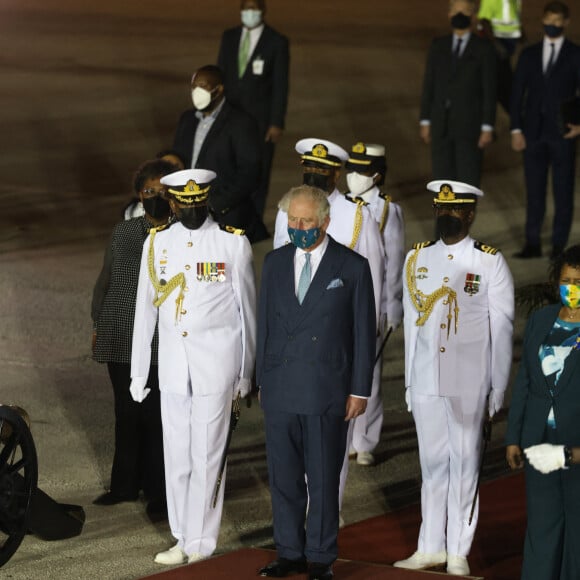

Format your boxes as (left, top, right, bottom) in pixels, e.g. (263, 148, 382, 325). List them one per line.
(356, 451, 375, 466)
(187, 552, 206, 564)
(447, 555, 470, 576)
(393, 550, 447, 569)
(154, 544, 187, 565)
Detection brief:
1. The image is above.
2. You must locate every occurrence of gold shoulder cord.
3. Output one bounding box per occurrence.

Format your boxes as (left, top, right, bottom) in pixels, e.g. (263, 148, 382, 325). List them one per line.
(379, 195, 391, 234)
(406, 248, 459, 338)
(147, 228, 186, 323)
(348, 200, 364, 249)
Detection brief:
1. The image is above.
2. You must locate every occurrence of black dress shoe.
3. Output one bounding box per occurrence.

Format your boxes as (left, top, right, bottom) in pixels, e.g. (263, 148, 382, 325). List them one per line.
(513, 244, 542, 259)
(146, 498, 168, 521)
(258, 558, 308, 577)
(92, 491, 138, 506)
(309, 563, 333, 580)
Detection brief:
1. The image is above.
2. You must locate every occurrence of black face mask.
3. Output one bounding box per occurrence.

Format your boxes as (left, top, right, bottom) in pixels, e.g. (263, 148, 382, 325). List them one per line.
(142, 196, 170, 220)
(177, 205, 208, 230)
(437, 214, 464, 238)
(544, 24, 564, 38)
(303, 171, 330, 191)
(450, 12, 471, 30)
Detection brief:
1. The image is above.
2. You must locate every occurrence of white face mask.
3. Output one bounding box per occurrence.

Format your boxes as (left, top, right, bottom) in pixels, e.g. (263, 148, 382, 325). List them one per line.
(241, 9, 262, 29)
(347, 172, 377, 196)
(191, 86, 214, 111)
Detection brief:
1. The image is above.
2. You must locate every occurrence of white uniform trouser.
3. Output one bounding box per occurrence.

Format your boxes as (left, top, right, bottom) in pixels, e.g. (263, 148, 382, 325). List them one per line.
(411, 390, 486, 557)
(160, 390, 232, 557)
(338, 337, 383, 510)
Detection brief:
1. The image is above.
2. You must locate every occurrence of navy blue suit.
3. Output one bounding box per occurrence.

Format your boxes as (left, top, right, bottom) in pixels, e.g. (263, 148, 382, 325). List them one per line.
(510, 39, 580, 250)
(218, 24, 289, 217)
(257, 236, 375, 565)
(506, 304, 580, 579)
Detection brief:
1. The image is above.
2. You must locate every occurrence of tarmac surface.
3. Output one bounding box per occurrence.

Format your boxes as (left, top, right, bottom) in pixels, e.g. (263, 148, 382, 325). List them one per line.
(1, 0, 579, 578)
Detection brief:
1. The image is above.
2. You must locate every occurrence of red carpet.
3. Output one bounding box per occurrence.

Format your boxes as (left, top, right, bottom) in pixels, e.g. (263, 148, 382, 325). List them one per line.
(141, 472, 525, 579)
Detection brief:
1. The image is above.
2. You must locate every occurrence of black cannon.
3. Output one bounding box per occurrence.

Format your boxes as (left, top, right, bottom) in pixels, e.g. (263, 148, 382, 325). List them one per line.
(0, 405, 85, 568)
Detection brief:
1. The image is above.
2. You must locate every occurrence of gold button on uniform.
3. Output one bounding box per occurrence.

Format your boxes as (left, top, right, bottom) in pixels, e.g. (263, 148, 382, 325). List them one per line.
(187, 242, 193, 247)
(447, 254, 453, 260)
(443, 277, 449, 282)
(181, 309, 187, 315)
(440, 323, 446, 329)
(182, 331, 188, 337)
(185, 264, 191, 270)
(440, 347, 445, 353)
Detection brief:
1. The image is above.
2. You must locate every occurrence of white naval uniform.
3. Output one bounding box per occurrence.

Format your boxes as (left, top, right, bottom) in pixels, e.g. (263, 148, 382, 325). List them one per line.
(346, 186, 405, 456)
(273, 188, 384, 323)
(402, 235, 513, 557)
(131, 217, 256, 557)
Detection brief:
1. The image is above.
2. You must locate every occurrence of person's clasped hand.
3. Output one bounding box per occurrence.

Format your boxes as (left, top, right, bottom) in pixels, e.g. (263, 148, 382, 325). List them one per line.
(524, 443, 566, 474)
(129, 377, 151, 403)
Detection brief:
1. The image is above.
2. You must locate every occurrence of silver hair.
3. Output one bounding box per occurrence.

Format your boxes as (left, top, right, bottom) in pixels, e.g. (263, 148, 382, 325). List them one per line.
(278, 185, 330, 222)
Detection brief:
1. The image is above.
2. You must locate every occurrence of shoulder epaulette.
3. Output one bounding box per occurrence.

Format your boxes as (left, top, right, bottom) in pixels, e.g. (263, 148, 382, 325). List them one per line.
(474, 240, 498, 255)
(148, 223, 170, 234)
(219, 223, 245, 235)
(413, 240, 436, 250)
(378, 191, 391, 201)
(345, 195, 368, 207)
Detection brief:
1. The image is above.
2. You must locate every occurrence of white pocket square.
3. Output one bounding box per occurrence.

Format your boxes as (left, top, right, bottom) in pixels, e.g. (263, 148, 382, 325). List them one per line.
(326, 278, 344, 289)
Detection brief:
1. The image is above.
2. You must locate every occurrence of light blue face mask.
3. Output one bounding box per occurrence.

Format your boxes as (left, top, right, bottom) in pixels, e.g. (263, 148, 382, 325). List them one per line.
(288, 227, 321, 250)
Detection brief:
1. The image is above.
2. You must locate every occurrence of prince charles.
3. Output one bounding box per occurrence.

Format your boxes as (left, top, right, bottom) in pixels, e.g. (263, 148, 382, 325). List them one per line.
(256, 185, 376, 580)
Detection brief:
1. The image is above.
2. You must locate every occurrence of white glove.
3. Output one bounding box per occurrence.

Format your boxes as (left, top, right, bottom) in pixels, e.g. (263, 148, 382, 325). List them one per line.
(524, 444, 566, 474)
(234, 377, 252, 399)
(488, 388, 504, 417)
(405, 388, 412, 413)
(129, 377, 150, 403)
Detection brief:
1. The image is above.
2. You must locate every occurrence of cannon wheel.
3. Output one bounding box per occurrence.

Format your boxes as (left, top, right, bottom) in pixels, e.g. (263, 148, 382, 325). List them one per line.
(0, 406, 38, 568)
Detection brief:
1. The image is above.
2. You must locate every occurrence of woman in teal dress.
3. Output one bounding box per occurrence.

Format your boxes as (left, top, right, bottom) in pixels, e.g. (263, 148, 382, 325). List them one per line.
(506, 245, 580, 579)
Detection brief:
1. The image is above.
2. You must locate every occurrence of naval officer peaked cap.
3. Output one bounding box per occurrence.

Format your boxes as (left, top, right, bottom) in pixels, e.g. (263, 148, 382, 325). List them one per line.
(428, 179, 484, 206)
(295, 138, 348, 168)
(161, 169, 217, 204)
(345, 142, 386, 173)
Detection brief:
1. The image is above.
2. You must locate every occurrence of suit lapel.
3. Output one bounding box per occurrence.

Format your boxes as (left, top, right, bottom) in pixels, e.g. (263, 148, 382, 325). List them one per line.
(528, 306, 559, 390)
(242, 26, 269, 79)
(196, 103, 229, 165)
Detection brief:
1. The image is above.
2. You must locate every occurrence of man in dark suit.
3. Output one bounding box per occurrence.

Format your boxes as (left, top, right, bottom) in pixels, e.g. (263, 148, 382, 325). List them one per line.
(256, 185, 376, 580)
(510, 1, 580, 260)
(420, 0, 497, 187)
(172, 65, 268, 243)
(218, 0, 289, 218)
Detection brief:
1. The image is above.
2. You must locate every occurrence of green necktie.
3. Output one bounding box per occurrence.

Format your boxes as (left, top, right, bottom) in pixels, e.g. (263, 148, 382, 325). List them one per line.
(238, 30, 250, 78)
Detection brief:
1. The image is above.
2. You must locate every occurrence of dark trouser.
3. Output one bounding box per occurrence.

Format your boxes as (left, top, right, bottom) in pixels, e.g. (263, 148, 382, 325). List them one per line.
(264, 411, 348, 565)
(431, 130, 483, 187)
(107, 362, 165, 501)
(523, 136, 576, 248)
(252, 139, 275, 219)
(522, 428, 580, 580)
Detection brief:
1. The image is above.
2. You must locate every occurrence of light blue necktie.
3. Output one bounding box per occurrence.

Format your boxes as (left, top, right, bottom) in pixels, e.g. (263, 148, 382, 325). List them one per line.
(297, 253, 311, 305)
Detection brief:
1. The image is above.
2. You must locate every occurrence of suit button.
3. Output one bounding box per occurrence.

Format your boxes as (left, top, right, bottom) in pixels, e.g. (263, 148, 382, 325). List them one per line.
(440, 347, 445, 353)
(185, 264, 191, 270)
(181, 309, 187, 315)
(287, 335, 293, 340)
(187, 242, 193, 247)
(443, 277, 449, 283)
(312, 336, 317, 341)
(182, 331, 188, 337)
(283, 358, 288, 364)
(440, 323, 446, 329)
(447, 254, 453, 260)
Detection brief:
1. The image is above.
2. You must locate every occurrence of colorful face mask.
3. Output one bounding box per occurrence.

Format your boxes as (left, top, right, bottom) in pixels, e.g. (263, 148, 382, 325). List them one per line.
(560, 284, 580, 309)
(288, 226, 321, 250)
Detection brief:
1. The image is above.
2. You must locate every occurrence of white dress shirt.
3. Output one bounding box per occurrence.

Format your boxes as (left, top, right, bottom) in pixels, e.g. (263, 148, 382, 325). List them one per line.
(543, 35, 565, 73)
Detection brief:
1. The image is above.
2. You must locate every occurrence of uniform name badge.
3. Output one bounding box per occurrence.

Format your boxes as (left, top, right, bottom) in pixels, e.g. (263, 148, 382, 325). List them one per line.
(197, 262, 226, 282)
(252, 57, 264, 75)
(464, 273, 481, 296)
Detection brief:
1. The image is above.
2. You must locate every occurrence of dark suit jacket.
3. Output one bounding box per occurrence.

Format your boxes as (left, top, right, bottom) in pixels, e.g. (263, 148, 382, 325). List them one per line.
(510, 39, 580, 140)
(218, 24, 289, 134)
(506, 304, 580, 448)
(257, 236, 376, 417)
(173, 101, 262, 229)
(420, 33, 497, 140)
